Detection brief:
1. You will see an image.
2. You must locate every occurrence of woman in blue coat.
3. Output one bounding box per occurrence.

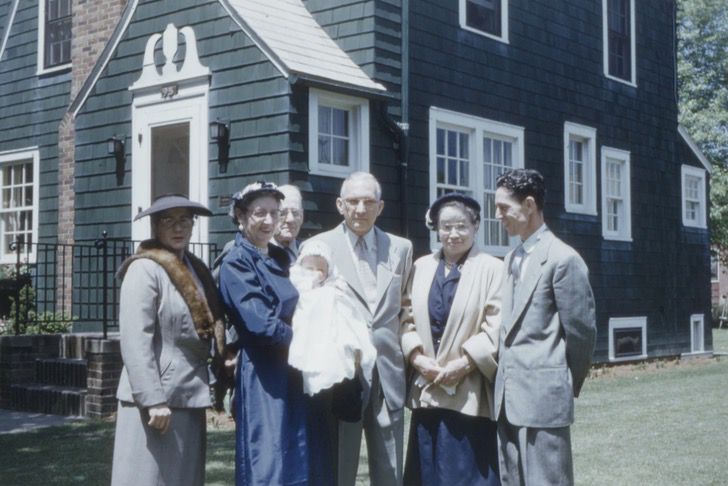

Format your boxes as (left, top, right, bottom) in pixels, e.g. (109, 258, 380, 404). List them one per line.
(218, 181, 332, 486)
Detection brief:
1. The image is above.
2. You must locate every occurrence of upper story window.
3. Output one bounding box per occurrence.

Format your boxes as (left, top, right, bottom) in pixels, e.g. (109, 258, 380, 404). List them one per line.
(37, 0, 72, 74)
(0, 149, 39, 264)
(601, 146, 632, 241)
(681, 165, 707, 229)
(308, 89, 369, 178)
(563, 122, 597, 215)
(602, 0, 636, 86)
(430, 107, 524, 256)
(460, 0, 509, 44)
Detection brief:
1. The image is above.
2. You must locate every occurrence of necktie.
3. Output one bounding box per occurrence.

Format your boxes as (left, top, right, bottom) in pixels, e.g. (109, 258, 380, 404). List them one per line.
(355, 237, 378, 310)
(510, 244, 525, 282)
(510, 245, 525, 310)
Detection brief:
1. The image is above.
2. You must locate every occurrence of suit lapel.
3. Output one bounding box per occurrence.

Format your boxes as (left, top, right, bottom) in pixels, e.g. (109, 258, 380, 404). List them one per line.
(505, 231, 554, 339)
(333, 224, 369, 309)
(373, 228, 397, 315)
(412, 253, 439, 356)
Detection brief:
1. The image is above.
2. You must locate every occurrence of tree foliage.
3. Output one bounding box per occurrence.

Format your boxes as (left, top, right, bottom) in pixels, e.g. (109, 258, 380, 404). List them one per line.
(678, 0, 728, 256)
(710, 165, 728, 263)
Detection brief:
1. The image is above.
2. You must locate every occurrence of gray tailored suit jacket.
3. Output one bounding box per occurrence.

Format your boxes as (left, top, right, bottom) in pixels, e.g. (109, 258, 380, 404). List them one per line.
(116, 258, 212, 409)
(494, 228, 596, 428)
(307, 223, 413, 410)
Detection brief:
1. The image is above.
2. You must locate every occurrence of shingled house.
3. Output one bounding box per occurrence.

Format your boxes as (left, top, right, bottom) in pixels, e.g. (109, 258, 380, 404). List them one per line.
(0, 0, 713, 363)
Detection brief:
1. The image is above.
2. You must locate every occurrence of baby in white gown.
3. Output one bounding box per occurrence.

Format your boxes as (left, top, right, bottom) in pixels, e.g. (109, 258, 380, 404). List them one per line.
(288, 241, 376, 402)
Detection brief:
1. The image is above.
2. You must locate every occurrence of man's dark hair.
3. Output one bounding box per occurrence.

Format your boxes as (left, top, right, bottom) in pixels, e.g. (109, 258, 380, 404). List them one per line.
(495, 169, 546, 210)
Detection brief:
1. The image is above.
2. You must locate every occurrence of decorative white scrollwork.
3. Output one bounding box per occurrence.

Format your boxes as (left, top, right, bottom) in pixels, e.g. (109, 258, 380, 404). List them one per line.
(129, 23, 210, 93)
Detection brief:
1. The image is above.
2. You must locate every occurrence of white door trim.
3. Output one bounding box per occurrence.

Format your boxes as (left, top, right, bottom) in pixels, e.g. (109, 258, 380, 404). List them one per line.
(131, 89, 209, 246)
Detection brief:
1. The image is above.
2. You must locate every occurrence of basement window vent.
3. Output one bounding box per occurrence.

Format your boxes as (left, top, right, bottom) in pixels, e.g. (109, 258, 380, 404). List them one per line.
(608, 316, 647, 362)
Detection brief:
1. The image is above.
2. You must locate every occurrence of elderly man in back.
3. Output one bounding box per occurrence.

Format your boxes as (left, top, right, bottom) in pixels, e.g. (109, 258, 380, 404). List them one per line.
(273, 184, 304, 263)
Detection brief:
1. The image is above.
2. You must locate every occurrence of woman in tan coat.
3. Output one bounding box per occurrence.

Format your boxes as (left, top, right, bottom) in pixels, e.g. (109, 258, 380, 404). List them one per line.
(401, 193, 504, 486)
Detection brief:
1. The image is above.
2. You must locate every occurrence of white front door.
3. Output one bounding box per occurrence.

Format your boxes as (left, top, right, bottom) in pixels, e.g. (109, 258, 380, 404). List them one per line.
(131, 91, 209, 248)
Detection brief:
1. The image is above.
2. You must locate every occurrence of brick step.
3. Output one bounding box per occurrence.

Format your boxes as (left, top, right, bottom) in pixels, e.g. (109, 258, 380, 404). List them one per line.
(35, 358, 87, 388)
(9, 384, 87, 417)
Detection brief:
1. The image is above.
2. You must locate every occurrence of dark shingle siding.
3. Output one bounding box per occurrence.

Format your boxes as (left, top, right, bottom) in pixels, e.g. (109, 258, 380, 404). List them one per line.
(407, 0, 706, 359)
(0, 1, 69, 241)
(74, 0, 294, 245)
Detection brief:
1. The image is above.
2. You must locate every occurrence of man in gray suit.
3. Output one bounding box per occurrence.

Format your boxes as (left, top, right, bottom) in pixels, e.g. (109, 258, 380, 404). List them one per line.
(307, 172, 413, 486)
(493, 169, 596, 486)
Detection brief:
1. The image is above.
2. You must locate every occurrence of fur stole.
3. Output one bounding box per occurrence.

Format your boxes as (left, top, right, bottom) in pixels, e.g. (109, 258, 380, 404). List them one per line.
(117, 240, 226, 356)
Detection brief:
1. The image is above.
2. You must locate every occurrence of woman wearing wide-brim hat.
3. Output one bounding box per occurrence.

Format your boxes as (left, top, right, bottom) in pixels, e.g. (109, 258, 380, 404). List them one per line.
(110, 194, 225, 486)
(400, 193, 504, 485)
(218, 181, 333, 486)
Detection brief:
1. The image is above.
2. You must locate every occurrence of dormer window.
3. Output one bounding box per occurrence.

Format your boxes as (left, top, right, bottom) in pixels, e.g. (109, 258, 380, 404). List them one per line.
(38, 0, 72, 74)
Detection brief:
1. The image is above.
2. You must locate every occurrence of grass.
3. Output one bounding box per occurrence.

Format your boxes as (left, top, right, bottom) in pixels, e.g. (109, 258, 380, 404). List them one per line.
(1, 330, 727, 486)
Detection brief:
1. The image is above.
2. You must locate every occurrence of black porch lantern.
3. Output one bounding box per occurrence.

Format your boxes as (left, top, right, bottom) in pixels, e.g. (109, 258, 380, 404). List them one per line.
(210, 120, 230, 173)
(107, 136, 126, 185)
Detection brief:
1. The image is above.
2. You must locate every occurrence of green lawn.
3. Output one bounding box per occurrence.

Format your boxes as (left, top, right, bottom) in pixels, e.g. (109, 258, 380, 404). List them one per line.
(1, 331, 727, 486)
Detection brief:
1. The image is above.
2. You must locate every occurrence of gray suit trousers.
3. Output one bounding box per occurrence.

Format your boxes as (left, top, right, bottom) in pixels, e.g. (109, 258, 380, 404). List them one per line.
(337, 370, 404, 486)
(497, 415, 573, 486)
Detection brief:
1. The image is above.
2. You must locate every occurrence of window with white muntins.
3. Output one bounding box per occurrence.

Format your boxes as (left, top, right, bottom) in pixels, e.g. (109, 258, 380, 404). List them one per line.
(429, 107, 524, 256)
(37, 0, 72, 74)
(460, 0, 509, 43)
(681, 165, 707, 229)
(0, 149, 39, 264)
(601, 146, 631, 241)
(309, 89, 369, 178)
(564, 122, 597, 215)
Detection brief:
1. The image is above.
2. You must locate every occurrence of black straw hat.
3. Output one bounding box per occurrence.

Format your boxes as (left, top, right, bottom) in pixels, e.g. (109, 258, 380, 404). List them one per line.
(425, 193, 481, 231)
(134, 194, 213, 221)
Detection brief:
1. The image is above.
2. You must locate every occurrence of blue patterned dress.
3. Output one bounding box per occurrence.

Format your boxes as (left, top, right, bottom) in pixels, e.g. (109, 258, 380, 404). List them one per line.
(219, 234, 333, 486)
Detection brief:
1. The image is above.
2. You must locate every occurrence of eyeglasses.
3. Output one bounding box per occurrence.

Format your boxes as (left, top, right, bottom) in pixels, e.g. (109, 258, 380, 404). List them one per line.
(343, 198, 379, 210)
(158, 215, 195, 229)
(438, 223, 471, 234)
(249, 209, 280, 222)
(279, 208, 303, 219)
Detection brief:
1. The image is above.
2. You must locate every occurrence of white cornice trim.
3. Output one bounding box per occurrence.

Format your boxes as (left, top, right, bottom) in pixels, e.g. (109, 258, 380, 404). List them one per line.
(0, 0, 20, 63)
(678, 125, 713, 174)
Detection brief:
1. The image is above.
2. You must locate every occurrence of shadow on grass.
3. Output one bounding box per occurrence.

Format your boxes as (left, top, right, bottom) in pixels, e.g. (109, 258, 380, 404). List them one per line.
(0, 419, 237, 486)
(0, 420, 115, 486)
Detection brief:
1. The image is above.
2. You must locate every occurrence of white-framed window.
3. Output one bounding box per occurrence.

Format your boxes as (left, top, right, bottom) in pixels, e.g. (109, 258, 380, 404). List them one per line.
(711, 253, 719, 283)
(608, 316, 647, 362)
(564, 122, 597, 215)
(459, 0, 509, 44)
(601, 146, 631, 241)
(308, 89, 369, 178)
(681, 165, 707, 229)
(37, 0, 72, 75)
(602, 0, 636, 86)
(429, 107, 525, 256)
(690, 314, 704, 353)
(0, 149, 40, 264)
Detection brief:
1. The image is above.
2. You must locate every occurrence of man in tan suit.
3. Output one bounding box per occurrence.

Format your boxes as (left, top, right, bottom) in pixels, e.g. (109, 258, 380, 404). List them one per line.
(493, 169, 596, 486)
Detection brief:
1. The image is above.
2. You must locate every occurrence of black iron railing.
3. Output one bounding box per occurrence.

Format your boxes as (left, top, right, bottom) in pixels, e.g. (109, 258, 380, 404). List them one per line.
(3, 234, 220, 338)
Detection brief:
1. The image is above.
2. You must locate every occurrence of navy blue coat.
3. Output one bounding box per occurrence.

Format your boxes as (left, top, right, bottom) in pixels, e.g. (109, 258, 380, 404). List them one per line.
(219, 233, 331, 486)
